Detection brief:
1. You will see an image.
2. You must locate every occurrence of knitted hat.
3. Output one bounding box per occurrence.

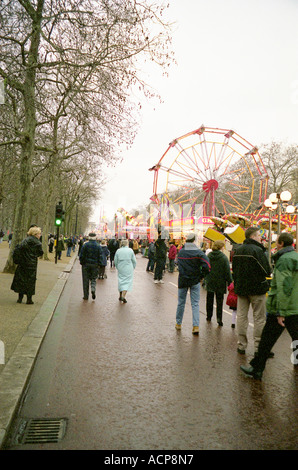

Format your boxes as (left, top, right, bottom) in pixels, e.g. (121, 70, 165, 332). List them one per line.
(88, 232, 97, 240)
(186, 233, 195, 242)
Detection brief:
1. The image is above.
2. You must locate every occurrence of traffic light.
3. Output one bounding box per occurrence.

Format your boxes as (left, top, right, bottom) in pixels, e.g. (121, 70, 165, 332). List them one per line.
(55, 202, 65, 226)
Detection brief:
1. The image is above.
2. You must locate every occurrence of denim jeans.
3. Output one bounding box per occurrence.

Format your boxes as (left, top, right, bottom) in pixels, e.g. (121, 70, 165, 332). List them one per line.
(176, 282, 200, 327)
(146, 256, 155, 271)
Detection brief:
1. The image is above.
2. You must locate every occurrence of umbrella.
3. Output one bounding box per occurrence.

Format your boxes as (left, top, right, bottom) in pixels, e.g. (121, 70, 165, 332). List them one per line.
(223, 213, 251, 228)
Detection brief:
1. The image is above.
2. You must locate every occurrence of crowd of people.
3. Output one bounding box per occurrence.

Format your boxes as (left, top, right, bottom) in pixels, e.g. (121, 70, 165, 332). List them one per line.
(8, 225, 298, 381)
(77, 228, 298, 380)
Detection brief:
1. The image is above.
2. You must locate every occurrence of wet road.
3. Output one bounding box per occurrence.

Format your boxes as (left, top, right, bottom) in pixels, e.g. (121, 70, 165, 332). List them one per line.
(5, 255, 298, 450)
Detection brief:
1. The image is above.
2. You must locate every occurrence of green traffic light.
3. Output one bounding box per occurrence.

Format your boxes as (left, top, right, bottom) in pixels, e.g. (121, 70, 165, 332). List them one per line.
(55, 219, 62, 226)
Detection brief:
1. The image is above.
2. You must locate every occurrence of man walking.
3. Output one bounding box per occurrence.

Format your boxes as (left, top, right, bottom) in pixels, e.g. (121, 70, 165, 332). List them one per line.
(240, 233, 298, 379)
(175, 233, 210, 335)
(79, 232, 103, 300)
(232, 227, 271, 354)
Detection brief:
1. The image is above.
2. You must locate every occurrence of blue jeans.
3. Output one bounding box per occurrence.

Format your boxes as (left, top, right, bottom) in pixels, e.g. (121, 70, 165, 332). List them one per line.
(146, 256, 155, 271)
(176, 282, 200, 327)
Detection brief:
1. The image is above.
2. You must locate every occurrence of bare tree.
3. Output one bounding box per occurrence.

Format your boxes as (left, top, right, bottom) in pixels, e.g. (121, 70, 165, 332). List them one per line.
(0, 0, 174, 271)
(260, 141, 298, 201)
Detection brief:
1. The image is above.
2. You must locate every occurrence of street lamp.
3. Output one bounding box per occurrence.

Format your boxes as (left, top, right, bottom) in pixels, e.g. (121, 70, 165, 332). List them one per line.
(264, 198, 277, 264)
(286, 204, 298, 253)
(268, 191, 292, 233)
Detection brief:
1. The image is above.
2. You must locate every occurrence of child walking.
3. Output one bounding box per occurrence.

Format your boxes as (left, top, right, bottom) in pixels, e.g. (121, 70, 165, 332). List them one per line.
(226, 282, 237, 328)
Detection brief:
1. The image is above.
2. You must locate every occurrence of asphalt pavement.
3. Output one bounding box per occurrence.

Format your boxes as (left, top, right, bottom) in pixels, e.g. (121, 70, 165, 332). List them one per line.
(0, 242, 76, 448)
(0, 244, 297, 450)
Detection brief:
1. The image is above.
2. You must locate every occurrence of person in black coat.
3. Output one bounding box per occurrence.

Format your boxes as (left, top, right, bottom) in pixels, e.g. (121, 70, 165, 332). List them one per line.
(11, 226, 44, 304)
(108, 237, 119, 268)
(154, 234, 167, 283)
(79, 232, 103, 300)
(205, 240, 233, 326)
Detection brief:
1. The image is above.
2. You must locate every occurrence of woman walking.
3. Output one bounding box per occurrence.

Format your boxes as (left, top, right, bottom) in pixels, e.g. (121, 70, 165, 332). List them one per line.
(205, 240, 232, 326)
(11, 226, 44, 304)
(98, 239, 110, 279)
(114, 239, 136, 303)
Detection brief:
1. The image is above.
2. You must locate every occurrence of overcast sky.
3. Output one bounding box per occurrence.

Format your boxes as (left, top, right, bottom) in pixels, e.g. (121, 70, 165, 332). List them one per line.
(92, 0, 298, 223)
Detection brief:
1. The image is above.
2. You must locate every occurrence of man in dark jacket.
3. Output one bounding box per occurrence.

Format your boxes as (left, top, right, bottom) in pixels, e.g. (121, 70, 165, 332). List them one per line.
(79, 232, 103, 300)
(175, 233, 210, 335)
(232, 227, 271, 355)
(154, 234, 167, 283)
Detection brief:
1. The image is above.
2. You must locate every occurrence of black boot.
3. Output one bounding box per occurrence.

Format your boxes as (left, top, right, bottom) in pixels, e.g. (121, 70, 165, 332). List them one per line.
(17, 294, 23, 303)
(26, 295, 34, 304)
(240, 365, 262, 380)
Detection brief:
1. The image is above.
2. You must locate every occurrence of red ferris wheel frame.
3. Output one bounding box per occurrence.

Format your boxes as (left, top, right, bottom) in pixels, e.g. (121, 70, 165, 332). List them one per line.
(149, 125, 269, 217)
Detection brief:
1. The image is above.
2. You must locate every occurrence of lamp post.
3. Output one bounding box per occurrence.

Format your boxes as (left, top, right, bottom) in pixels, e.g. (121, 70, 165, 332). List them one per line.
(268, 191, 292, 233)
(286, 204, 298, 253)
(264, 198, 277, 264)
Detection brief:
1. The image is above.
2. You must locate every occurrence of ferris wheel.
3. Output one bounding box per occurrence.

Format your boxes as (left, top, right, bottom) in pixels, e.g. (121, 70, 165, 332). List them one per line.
(149, 125, 269, 217)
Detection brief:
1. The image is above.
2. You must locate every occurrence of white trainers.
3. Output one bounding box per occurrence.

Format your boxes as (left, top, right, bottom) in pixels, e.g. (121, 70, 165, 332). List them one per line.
(154, 280, 159, 283)
(159, 280, 164, 284)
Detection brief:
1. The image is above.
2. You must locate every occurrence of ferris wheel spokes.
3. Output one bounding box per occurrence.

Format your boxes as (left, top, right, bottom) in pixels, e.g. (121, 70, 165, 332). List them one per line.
(150, 125, 269, 216)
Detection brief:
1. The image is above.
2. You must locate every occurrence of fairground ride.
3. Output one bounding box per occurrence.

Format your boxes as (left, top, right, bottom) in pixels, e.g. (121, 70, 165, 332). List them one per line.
(149, 125, 269, 218)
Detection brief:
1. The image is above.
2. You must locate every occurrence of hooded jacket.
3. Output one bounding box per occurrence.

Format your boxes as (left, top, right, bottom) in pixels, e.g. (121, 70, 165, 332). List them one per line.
(177, 242, 210, 288)
(232, 238, 271, 296)
(266, 246, 298, 317)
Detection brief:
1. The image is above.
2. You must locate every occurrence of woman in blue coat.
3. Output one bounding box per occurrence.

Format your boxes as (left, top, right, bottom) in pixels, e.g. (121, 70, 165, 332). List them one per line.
(114, 239, 137, 303)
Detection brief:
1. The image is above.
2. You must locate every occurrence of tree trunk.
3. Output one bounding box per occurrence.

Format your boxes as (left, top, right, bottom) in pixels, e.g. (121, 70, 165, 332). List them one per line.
(3, 1, 44, 273)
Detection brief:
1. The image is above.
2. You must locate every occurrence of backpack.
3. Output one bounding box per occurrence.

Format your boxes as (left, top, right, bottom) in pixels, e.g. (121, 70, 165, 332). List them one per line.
(12, 243, 23, 264)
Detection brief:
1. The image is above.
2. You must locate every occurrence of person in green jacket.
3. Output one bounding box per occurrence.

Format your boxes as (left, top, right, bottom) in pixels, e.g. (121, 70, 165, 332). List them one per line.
(240, 232, 298, 380)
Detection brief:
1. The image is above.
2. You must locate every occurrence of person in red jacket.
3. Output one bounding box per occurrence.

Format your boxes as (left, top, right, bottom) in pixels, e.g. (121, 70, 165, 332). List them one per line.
(168, 241, 177, 273)
(226, 281, 237, 328)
